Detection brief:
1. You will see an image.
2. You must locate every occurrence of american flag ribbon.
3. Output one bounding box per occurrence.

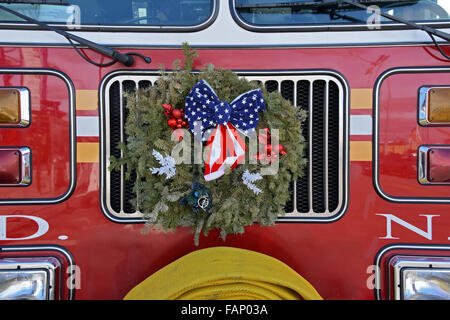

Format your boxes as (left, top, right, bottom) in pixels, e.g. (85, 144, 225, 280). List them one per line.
(185, 80, 266, 181)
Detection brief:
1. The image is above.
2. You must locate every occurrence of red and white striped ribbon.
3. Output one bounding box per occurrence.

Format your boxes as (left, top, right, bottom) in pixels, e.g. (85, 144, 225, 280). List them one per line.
(204, 123, 246, 181)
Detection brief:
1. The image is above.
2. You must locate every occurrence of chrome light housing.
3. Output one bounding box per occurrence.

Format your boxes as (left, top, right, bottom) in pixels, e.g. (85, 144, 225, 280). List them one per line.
(0, 257, 60, 300)
(390, 255, 450, 300)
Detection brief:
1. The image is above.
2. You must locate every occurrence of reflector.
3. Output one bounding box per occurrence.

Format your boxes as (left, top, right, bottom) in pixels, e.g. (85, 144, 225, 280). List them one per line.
(418, 146, 450, 185)
(0, 147, 31, 186)
(0, 150, 21, 184)
(0, 88, 30, 127)
(428, 148, 450, 183)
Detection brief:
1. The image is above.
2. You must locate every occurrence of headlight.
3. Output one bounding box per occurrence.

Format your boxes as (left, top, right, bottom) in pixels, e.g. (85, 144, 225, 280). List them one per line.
(403, 269, 450, 300)
(0, 258, 60, 300)
(390, 255, 450, 300)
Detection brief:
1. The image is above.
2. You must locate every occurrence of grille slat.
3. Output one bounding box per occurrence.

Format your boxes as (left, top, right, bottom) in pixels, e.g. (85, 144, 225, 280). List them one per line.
(296, 80, 311, 213)
(328, 81, 341, 213)
(108, 81, 122, 213)
(122, 80, 138, 214)
(311, 80, 326, 213)
(104, 74, 345, 219)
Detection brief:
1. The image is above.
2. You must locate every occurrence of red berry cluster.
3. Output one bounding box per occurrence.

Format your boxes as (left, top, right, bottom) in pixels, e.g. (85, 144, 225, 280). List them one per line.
(162, 104, 189, 129)
(254, 128, 287, 163)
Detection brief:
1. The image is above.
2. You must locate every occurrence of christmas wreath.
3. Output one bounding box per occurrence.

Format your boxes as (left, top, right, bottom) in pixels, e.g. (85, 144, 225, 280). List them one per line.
(110, 44, 307, 245)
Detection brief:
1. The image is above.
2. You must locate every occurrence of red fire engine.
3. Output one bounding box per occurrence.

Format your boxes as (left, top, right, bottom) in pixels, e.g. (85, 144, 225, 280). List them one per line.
(0, 0, 449, 301)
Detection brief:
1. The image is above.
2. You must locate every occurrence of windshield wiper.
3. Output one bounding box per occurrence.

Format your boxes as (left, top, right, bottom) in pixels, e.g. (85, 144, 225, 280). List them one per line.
(340, 0, 450, 59)
(340, 0, 450, 41)
(236, 1, 412, 10)
(237, 0, 450, 59)
(0, 3, 151, 67)
(237, 0, 450, 40)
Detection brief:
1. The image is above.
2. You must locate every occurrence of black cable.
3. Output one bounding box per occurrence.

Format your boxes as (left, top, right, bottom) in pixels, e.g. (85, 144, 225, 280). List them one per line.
(427, 32, 450, 60)
(66, 38, 152, 67)
(66, 36, 118, 67)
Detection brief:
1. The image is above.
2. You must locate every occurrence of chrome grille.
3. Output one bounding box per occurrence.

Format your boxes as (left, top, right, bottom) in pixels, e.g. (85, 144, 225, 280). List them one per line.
(101, 72, 347, 221)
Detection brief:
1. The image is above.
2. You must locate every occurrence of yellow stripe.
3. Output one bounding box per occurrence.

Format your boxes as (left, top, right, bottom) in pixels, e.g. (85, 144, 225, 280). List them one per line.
(351, 88, 373, 109)
(77, 142, 99, 163)
(77, 141, 371, 162)
(76, 90, 98, 111)
(350, 141, 372, 161)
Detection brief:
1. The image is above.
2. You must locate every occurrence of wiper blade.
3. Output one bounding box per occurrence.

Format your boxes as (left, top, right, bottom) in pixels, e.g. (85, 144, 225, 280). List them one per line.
(341, 0, 450, 42)
(236, 0, 410, 10)
(237, 0, 450, 42)
(0, 3, 151, 67)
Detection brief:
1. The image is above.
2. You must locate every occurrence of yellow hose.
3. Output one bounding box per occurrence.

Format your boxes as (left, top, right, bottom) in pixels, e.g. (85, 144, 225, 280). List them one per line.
(123, 246, 322, 300)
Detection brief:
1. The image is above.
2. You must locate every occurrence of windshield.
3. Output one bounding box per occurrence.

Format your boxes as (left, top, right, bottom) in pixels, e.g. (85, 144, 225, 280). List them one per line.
(234, 0, 450, 26)
(0, 0, 214, 27)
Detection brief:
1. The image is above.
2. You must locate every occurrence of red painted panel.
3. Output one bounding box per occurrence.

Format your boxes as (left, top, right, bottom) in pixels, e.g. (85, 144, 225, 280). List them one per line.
(378, 72, 450, 198)
(0, 73, 71, 199)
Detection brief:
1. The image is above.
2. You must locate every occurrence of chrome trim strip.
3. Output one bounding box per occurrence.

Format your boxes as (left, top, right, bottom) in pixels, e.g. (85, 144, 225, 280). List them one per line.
(119, 80, 124, 213)
(374, 244, 450, 300)
(419, 86, 431, 126)
(373, 66, 450, 204)
(0, 68, 76, 205)
(19, 146, 31, 186)
(99, 69, 349, 223)
(308, 80, 314, 213)
(18, 88, 30, 127)
(418, 145, 430, 184)
(0, 42, 447, 49)
(324, 80, 329, 213)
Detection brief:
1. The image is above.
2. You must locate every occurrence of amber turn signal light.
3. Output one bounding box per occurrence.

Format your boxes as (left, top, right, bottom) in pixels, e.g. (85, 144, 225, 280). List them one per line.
(0, 88, 30, 127)
(428, 88, 450, 123)
(419, 87, 450, 126)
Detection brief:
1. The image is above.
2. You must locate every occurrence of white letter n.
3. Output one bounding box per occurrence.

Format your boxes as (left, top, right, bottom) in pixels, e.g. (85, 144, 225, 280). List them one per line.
(376, 214, 439, 240)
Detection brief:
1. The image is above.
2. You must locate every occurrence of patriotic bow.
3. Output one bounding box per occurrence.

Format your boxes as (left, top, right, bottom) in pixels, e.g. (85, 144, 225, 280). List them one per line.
(185, 80, 266, 181)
